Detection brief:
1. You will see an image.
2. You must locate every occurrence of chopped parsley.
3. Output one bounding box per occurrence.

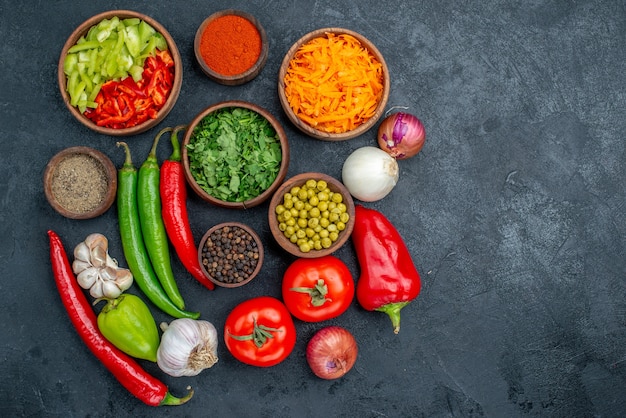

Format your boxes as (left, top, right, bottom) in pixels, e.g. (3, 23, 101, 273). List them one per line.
(186, 107, 283, 202)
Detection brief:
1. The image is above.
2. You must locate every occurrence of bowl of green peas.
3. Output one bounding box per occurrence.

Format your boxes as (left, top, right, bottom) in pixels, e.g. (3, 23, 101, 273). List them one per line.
(268, 172, 355, 258)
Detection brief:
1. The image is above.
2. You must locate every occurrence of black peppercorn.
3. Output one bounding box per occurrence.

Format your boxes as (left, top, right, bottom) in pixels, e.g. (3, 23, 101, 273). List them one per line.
(200, 224, 261, 285)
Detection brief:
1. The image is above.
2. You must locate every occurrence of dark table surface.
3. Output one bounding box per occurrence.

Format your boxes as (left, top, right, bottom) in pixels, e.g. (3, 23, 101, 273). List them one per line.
(1, 1, 625, 417)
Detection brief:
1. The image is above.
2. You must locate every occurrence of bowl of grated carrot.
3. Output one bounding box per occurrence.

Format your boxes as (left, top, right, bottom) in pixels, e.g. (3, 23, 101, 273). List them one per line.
(278, 28, 390, 141)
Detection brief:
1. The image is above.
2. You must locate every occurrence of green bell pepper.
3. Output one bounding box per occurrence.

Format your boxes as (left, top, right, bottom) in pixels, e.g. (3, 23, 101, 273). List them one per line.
(97, 293, 160, 362)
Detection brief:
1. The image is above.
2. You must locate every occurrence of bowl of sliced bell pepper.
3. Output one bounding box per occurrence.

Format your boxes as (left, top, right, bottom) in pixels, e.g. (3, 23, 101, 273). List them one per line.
(58, 10, 182, 136)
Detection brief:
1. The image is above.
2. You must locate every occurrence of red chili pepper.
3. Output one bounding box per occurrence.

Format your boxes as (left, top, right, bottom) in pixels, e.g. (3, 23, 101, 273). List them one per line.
(159, 126, 214, 290)
(352, 205, 421, 334)
(47, 230, 194, 406)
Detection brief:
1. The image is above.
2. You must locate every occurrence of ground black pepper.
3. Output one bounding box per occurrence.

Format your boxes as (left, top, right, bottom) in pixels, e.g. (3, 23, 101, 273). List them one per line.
(50, 153, 108, 214)
(200, 225, 260, 285)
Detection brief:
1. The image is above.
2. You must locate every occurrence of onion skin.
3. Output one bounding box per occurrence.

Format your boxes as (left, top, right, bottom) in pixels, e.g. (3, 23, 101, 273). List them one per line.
(306, 326, 358, 380)
(377, 112, 426, 160)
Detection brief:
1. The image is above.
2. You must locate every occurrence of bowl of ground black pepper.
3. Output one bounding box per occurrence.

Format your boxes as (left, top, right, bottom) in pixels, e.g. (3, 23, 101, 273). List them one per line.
(198, 222, 264, 288)
(43, 146, 117, 219)
(194, 9, 268, 85)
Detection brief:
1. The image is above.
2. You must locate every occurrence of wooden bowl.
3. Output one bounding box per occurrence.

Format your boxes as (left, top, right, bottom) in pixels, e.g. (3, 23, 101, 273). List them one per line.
(58, 10, 182, 136)
(198, 222, 264, 288)
(194, 9, 269, 85)
(278, 28, 390, 141)
(182, 100, 289, 209)
(268, 172, 355, 258)
(43, 146, 117, 219)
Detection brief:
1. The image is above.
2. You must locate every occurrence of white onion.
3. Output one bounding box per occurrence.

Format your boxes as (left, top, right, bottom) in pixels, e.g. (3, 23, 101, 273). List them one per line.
(342, 146, 399, 202)
(306, 326, 358, 379)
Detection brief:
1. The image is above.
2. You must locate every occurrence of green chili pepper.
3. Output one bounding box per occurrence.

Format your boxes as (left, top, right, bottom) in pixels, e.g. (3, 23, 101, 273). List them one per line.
(97, 294, 160, 362)
(116, 141, 199, 319)
(137, 128, 186, 310)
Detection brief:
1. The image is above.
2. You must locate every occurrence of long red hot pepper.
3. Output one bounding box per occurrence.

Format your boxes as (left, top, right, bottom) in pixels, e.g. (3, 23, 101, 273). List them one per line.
(352, 205, 421, 334)
(160, 125, 214, 290)
(47, 230, 194, 406)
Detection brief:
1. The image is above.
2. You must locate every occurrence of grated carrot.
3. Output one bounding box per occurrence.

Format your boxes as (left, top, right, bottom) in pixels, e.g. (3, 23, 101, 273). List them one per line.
(283, 33, 384, 134)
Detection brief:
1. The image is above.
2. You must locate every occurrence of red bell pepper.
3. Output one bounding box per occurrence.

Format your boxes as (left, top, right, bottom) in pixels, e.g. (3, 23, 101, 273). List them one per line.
(84, 49, 174, 129)
(352, 205, 421, 334)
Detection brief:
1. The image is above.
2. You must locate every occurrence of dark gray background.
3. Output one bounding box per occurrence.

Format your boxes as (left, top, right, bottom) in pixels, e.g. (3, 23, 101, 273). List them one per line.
(1, 0, 624, 417)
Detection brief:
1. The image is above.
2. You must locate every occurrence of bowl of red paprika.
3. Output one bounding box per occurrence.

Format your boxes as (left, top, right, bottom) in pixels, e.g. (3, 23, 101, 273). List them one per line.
(278, 28, 390, 141)
(58, 10, 183, 136)
(194, 9, 269, 86)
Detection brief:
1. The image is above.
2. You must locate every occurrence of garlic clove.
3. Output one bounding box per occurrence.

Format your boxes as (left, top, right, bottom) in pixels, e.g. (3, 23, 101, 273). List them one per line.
(77, 267, 99, 290)
(72, 259, 93, 275)
(99, 266, 118, 282)
(73, 242, 91, 263)
(84, 233, 108, 252)
(89, 279, 104, 299)
(105, 254, 119, 269)
(90, 245, 107, 268)
(101, 280, 122, 299)
(115, 268, 134, 292)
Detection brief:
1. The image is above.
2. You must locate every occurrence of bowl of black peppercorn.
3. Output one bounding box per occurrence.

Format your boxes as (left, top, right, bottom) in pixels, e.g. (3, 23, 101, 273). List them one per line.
(198, 222, 264, 288)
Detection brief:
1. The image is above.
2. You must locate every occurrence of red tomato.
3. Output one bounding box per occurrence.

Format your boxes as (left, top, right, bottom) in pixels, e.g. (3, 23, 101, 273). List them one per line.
(282, 255, 354, 322)
(224, 296, 296, 367)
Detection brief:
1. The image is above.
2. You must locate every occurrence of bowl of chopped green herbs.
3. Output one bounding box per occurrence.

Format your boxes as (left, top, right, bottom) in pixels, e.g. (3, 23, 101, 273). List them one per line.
(182, 100, 290, 209)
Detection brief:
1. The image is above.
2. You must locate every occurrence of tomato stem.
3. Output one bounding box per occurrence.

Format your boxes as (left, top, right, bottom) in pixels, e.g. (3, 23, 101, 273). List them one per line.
(290, 279, 331, 307)
(228, 317, 282, 348)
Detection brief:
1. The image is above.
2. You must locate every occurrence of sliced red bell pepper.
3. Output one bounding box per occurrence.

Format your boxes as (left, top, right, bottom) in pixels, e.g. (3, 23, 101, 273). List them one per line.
(84, 49, 174, 129)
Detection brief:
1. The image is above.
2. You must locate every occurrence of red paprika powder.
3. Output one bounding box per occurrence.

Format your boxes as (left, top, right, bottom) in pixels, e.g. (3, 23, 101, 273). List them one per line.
(199, 14, 262, 76)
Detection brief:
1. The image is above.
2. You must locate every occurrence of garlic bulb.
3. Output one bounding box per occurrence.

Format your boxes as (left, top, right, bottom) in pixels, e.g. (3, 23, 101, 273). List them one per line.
(157, 319, 219, 377)
(342, 146, 399, 202)
(72, 233, 133, 299)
